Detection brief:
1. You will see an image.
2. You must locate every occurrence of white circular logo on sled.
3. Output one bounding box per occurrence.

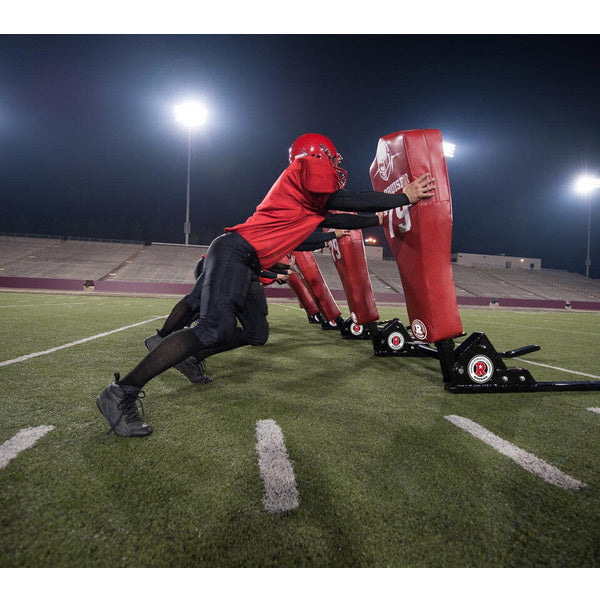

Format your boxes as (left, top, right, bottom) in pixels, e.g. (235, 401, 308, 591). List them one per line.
(411, 319, 428, 340)
(467, 355, 494, 383)
(387, 332, 405, 351)
(351, 323, 364, 336)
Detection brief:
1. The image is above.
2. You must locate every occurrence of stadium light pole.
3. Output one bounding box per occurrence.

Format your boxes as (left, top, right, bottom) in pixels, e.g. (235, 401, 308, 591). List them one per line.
(574, 174, 600, 278)
(174, 101, 208, 245)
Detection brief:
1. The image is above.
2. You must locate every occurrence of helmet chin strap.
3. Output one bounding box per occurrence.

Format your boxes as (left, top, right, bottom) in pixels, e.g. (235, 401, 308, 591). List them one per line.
(320, 144, 335, 162)
(335, 166, 348, 189)
(320, 144, 347, 188)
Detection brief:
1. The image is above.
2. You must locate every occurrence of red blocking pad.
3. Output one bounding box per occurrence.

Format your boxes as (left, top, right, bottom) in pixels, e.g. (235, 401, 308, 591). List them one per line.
(292, 251, 342, 323)
(326, 228, 379, 325)
(287, 271, 320, 317)
(369, 129, 463, 343)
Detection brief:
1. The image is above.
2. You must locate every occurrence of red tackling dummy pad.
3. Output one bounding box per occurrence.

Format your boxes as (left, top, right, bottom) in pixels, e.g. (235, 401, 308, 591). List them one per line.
(326, 228, 379, 324)
(369, 129, 463, 343)
(287, 271, 320, 317)
(292, 251, 342, 323)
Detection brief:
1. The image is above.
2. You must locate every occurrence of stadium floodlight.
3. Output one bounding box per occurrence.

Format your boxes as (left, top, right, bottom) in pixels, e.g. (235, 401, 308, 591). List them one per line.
(174, 101, 208, 245)
(443, 142, 456, 158)
(174, 101, 208, 129)
(574, 174, 600, 195)
(573, 172, 600, 278)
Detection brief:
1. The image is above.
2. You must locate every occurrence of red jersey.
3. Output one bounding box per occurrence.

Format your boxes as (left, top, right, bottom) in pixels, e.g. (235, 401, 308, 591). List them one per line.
(225, 157, 339, 269)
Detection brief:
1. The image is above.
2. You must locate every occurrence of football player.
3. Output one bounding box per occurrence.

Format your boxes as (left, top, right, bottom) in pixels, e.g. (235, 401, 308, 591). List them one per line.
(96, 133, 435, 436)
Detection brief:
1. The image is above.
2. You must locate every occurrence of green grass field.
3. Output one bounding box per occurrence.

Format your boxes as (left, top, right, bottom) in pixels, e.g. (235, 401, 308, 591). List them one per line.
(1, 291, 600, 568)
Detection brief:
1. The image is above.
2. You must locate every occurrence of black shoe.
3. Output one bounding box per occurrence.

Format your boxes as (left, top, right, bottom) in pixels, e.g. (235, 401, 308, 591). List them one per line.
(175, 357, 213, 384)
(145, 331, 212, 384)
(96, 374, 152, 437)
(144, 332, 162, 351)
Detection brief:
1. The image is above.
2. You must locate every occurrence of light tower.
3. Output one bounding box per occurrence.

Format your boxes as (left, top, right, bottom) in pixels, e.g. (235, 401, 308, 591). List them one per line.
(174, 101, 208, 245)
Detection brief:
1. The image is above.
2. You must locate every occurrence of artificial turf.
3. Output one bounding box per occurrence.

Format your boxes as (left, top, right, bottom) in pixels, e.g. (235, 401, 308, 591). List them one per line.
(1, 292, 600, 567)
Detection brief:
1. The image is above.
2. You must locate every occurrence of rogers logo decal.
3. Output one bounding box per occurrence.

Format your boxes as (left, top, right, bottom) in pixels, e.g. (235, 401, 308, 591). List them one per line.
(467, 355, 494, 383)
(387, 332, 405, 351)
(411, 319, 427, 340)
(351, 323, 364, 336)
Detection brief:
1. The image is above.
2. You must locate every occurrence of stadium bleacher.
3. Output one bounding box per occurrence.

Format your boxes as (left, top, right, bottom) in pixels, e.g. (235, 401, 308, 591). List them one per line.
(1, 234, 600, 305)
(101, 243, 208, 284)
(0, 236, 143, 280)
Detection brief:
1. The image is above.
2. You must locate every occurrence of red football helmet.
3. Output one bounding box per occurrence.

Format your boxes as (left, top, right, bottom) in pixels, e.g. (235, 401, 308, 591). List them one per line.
(289, 133, 347, 188)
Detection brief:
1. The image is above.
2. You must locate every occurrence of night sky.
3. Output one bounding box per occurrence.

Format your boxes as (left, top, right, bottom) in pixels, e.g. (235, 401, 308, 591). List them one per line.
(1, 33, 599, 277)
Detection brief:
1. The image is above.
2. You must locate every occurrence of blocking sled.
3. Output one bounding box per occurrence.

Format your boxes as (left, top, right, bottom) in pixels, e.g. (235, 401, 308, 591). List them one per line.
(368, 129, 600, 393)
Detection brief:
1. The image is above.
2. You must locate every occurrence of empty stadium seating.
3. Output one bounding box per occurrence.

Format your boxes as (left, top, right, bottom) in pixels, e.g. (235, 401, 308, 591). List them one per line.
(0, 236, 143, 280)
(102, 243, 208, 284)
(1, 235, 599, 304)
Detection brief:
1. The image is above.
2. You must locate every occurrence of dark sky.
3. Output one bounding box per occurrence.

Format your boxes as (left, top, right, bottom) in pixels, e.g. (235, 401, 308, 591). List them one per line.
(1, 34, 599, 277)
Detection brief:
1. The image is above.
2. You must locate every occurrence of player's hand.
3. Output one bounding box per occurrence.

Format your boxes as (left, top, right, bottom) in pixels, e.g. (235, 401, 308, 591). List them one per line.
(334, 229, 350, 238)
(376, 211, 385, 225)
(403, 173, 436, 204)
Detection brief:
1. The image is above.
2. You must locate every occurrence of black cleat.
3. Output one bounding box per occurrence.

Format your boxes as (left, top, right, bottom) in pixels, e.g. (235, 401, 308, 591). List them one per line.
(175, 357, 213, 384)
(96, 374, 152, 437)
(144, 332, 162, 352)
(145, 332, 212, 384)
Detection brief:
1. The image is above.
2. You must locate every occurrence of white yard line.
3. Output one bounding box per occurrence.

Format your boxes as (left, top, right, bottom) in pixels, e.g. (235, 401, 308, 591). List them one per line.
(0, 300, 161, 309)
(514, 358, 599, 379)
(587, 408, 600, 415)
(445, 415, 585, 491)
(255, 419, 300, 514)
(467, 317, 600, 337)
(0, 302, 101, 308)
(0, 315, 167, 367)
(0, 426, 55, 469)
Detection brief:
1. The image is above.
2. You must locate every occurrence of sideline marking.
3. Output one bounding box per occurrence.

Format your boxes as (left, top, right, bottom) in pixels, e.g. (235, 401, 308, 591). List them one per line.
(468, 316, 600, 337)
(445, 415, 585, 491)
(0, 426, 55, 469)
(514, 358, 599, 379)
(0, 315, 167, 367)
(255, 419, 299, 513)
(587, 407, 600, 415)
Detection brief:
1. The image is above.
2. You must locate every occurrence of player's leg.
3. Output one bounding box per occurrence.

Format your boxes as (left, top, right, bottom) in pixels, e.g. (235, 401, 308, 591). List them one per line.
(95, 232, 256, 436)
(185, 278, 269, 378)
(143, 272, 211, 383)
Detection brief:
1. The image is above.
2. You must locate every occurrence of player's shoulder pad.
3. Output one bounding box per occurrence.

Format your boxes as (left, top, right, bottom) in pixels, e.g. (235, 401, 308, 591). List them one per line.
(297, 156, 339, 195)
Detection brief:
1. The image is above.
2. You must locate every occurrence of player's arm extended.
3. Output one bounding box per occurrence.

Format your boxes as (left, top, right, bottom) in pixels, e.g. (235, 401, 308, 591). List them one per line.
(326, 173, 435, 210)
(319, 212, 379, 229)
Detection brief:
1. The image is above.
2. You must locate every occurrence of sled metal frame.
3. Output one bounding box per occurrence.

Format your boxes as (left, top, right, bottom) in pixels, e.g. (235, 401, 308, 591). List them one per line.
(340, 316, 371, 339)
(369, 319, 600, 393)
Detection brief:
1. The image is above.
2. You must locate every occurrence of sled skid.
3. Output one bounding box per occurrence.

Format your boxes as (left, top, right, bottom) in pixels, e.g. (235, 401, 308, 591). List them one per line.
(445, 332, 600, 393)
(499, 345, 541, 358)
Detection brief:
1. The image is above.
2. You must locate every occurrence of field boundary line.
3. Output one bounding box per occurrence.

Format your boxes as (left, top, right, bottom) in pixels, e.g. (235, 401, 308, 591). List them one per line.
(0, 426, 55, 469)
(445, 415, 585, 491)
(467, 317, 600, 337)
(255, 419, 300, 514)
(514, 358, 599, 379)
(0, 315, 167, 367)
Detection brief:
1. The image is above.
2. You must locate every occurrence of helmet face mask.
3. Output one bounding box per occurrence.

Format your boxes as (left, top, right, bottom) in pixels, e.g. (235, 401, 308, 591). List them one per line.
(289, 133, 347, 188)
